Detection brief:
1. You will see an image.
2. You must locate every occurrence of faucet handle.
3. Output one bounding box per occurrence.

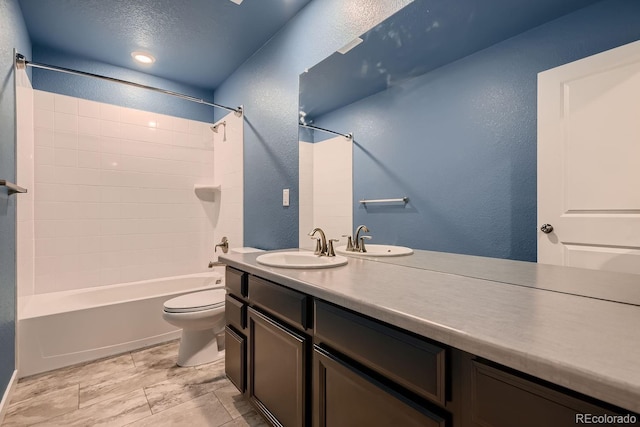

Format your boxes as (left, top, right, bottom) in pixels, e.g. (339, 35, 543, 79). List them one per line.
(327, 239, 339, 257)
(310, 236, 322, 255)
(359, 235, 372, 253)
(215, 236, 229, 253)
(341, 235, 354, 251)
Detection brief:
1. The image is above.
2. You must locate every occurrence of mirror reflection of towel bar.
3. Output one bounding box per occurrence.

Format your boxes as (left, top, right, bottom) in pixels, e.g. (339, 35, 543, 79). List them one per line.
(0, 180, 27, 194)
(359, 197, 408, 205)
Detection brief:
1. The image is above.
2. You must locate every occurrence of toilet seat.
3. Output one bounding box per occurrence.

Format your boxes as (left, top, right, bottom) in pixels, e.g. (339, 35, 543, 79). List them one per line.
(163, 289, 225, 314)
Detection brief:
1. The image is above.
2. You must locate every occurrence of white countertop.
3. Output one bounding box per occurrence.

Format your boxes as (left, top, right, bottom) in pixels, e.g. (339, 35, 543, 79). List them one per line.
(219, 249, 640, 413)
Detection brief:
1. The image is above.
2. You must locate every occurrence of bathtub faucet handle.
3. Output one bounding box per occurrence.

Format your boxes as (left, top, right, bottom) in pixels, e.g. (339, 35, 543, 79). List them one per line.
(215, 236, 229, 254)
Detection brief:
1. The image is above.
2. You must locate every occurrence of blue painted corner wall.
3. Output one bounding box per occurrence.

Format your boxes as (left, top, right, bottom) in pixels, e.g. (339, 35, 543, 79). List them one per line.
(0, 0, 31, 401)
(30, 46, 216, 123)
(312, 0, 640, 262)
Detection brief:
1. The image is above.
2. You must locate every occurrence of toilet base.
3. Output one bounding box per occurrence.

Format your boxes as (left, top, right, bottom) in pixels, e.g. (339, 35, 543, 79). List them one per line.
(177, 328, 224, 367)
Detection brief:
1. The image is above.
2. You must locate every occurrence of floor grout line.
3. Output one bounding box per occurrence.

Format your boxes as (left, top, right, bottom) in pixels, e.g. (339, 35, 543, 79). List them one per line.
(76, 383, 80, 411)
(2, 341, 263, 427)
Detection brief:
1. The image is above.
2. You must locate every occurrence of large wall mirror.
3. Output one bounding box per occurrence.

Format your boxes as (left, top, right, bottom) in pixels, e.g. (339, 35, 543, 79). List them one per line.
(298, 0, 640, 271)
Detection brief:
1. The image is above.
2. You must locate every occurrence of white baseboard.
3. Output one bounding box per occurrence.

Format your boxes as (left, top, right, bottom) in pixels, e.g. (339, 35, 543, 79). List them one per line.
(0, 370, 18, 425)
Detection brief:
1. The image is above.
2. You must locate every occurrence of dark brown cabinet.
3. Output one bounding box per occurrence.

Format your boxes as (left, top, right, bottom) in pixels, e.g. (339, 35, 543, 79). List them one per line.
(225, 266, 638, 427)
(470, 361, 627, 427)
(313, 346, 446, 427)
(249, 275, 310, 330)
(225, 326, 246, 392)
(248, 307, 308, 427)
(314, 300, 446, 406)
(224, 267, 248, 394)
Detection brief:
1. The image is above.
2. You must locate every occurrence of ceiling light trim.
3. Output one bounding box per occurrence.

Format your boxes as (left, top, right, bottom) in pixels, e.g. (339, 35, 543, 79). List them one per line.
(131, 51, 156, 64)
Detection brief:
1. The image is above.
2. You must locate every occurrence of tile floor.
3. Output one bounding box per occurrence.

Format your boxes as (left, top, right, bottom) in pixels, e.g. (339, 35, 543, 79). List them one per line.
(2, 340, 267, 427)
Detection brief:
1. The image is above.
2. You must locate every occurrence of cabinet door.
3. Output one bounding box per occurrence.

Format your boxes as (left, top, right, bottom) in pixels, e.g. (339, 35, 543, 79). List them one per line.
(471, 361, 626, 427)
(248, 307, 308, 427)
(225, 326, 246, 393)
(313, 346, 446, 427)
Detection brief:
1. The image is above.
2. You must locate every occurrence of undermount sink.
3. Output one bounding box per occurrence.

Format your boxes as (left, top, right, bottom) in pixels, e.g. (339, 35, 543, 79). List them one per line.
(335, 244, 413, 257)
(256, 252, 348, 269)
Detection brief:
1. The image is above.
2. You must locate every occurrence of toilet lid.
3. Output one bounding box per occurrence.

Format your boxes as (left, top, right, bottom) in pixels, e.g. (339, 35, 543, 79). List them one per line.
(163, 289, 226, 313)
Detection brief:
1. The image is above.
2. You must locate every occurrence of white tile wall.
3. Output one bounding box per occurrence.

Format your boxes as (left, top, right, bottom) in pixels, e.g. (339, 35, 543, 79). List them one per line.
(211, 114, 244, 260)
(298, 136, 352, 250)
(299, 141, 315, 250)
(26, 90, 243, 294)
(16, 69, 35, 299)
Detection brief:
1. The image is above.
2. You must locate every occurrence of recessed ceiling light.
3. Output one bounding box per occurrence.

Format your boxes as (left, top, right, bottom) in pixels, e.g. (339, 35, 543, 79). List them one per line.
(229, 0, 243, 4)
(131, 51, 155, 64)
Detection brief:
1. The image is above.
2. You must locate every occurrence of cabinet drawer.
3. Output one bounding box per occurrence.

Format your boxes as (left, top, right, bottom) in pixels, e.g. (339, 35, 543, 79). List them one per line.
(249, 275, 309, 330)
(226, 267, 247, 298)
(225, 326, 246, 393)
(225, 294, 246, 331)
(313, 346, 445, 427)
(314, 300, 446, 405)
(471, 361, 626, 427)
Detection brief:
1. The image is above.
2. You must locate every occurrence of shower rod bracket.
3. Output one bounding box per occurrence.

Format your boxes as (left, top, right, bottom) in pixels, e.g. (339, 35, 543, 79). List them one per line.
(15, 53, 243, 115)
(299, 123, 352, 140)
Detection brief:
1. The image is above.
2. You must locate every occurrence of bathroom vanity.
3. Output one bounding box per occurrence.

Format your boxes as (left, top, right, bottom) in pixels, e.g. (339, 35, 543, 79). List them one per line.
(220, 249, 640, 427)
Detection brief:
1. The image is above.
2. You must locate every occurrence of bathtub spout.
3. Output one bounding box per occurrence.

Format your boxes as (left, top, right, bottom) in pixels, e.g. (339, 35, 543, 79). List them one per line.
(208, 261, 225, 268)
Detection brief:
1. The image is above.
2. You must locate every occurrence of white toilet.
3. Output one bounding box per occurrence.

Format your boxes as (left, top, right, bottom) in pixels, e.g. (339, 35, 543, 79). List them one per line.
(162, 289, 226, 367)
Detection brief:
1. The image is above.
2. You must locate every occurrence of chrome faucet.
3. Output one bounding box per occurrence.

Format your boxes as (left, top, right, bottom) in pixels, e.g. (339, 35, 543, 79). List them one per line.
(353, 225, 370, 252)
(308, 228, 327, 255)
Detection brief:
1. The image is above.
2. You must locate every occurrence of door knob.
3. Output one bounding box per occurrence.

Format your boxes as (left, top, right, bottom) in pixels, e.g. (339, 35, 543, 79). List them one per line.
(540, 224, 554, 234)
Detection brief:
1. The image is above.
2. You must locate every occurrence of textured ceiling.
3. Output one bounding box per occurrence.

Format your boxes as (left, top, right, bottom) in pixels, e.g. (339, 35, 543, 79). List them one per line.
(18, 0, 311, 90)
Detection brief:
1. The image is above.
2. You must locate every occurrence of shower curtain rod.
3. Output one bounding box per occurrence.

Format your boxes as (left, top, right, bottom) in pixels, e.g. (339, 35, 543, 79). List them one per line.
(15, 53, 243, 116)
(299, 123, 352, 140)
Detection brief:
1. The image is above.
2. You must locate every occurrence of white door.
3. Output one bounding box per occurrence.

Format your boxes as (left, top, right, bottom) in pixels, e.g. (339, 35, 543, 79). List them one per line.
(538, 40, 640, 274)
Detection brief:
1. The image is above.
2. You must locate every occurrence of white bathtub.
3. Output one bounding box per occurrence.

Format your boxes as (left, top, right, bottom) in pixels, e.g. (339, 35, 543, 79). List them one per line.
(17, 272, 223, 377)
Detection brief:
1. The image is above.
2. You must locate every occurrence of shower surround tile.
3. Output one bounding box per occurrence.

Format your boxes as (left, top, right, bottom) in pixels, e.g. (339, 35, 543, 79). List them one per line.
(298, 136, 353, 249)
(2, 341, 260, 427)
(16, 69, 36, 299)
(27, 90, 243, 296)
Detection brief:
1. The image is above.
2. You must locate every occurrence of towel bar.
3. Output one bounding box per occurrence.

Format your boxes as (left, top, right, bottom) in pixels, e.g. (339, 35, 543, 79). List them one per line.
(359, 197, 408, 204)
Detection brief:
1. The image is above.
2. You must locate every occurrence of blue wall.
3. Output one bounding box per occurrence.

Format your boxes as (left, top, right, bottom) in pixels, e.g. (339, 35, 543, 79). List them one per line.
(312, 0, 640, 261)
(31, 46, 216, 123)
(0, 0, 31, 400)
(214, 1, 411, 249)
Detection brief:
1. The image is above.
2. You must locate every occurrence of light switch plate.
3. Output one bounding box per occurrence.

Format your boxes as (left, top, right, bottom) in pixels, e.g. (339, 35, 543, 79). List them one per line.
(283, 188, 290, 206)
